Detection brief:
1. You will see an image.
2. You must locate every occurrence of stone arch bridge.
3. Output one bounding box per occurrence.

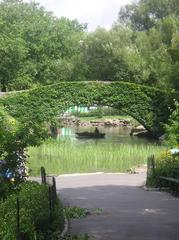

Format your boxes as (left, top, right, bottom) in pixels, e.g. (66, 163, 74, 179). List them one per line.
(0, 81, 175, 137)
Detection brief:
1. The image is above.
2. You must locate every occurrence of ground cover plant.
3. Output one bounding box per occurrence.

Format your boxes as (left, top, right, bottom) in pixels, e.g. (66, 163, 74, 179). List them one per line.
(60, 234, 89, 240)
(65, 206, 88, 219)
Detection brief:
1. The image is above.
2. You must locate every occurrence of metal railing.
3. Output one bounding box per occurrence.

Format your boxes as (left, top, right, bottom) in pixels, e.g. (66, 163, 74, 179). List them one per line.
(16, 166, 57, 239)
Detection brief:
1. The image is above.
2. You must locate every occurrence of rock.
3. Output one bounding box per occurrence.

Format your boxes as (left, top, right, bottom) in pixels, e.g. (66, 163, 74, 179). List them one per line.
(133, 130, 151, 138)
(130, 125, 146, 136)
(136, 125, 146, 130)
(59, 117, 132, 127)
(130, 125, 155, 138)
(158, 134, 166, 143)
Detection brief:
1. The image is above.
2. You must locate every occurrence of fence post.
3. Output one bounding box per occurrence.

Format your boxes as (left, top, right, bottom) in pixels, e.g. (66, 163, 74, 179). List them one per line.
(41, 166, 46, 184)
(49, 186, 52, 223)
(41, 168, 57, 223)
(147, 155, 155, 185)
(151, 155, 155, 177)
(52, 177, 57, 202)
(48, 177, 57, 223)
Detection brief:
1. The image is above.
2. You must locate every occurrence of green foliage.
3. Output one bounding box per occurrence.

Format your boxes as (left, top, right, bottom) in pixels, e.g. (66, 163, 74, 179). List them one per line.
(118, 0, 178, 31)
(0, 179, 15, 200)
(81, 27, 144, 83)
(60, 234, 89, 240)
(0, 81, 174, 181)
(93, 208, 103, 215)
(0, 105, 48, 182)
(115, 0, 179, 91)
(1, 81, 174, 136)
(1, 0, 179, 92)
(28, 139, 163, 176)
(46, 198, 65, 240)
(0, 0, 178, 191)
(81, 4, 179, 91)
(65, 206, 88, 219)
(73, 107, 123, 119)
(0, 106, 25, 181)
(147, 150, 179, 187)
(0, 182, 64, 240)
(0, 0, 178, 92)
(0, 0, 85, 91)
(0, 181, 64, 239)
(165, 101, 179, 147)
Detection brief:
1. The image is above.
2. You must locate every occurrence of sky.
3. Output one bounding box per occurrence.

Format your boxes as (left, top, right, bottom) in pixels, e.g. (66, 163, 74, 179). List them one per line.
(28, 0, 134, 31)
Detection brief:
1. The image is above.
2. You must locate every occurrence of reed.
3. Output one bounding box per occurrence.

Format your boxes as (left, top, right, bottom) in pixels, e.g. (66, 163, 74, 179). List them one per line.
(28, 139, 164, 176)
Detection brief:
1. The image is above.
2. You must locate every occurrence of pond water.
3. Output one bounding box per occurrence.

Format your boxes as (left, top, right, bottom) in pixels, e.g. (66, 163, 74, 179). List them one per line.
(57, 126, 157, 145)
(28, 125, 163, 175)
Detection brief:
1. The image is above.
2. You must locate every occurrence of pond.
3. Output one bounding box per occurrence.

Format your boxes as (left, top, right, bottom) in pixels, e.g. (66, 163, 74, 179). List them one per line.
(28, 126, 164, 176)
(58, 126, 157, 145)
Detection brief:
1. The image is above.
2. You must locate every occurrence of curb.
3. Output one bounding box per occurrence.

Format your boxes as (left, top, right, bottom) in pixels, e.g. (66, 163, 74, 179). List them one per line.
(60, 209, 69, 238)
(143, 186, 160, 191)
(54, 209, 69, 239)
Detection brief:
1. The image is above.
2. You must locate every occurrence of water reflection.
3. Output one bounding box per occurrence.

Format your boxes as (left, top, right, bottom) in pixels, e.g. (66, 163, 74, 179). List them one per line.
(57, 126, 157, 145)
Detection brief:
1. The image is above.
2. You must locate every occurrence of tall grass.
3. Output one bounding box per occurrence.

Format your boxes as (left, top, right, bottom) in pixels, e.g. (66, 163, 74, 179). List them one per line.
(28, 139, 164, 176)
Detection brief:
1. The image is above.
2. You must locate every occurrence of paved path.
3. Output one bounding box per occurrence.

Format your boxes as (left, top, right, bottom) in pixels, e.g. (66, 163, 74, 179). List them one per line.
(57, 172, 179, 240)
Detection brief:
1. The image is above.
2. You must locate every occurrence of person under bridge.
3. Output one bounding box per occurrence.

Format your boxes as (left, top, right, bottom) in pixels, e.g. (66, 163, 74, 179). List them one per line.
(94, 127, 99, 134)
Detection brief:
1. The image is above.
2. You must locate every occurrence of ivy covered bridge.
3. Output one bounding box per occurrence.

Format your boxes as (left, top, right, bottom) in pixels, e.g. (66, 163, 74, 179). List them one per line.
(1, 81, 175, 137)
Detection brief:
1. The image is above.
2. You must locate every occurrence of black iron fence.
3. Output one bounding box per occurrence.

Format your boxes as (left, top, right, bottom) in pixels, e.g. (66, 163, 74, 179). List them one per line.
(41, 166, 57, 221)
(16, 166, 57, 240)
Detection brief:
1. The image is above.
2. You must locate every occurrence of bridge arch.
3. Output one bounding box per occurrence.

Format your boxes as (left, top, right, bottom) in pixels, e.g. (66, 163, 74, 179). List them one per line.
(1, 81, 175, 137)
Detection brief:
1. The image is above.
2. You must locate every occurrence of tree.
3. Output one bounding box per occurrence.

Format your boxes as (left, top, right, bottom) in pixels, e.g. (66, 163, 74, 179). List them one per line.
(168, 31, 179, 90)
(117, 0, 178, 31)
(0, 104, 49, 182)
(115, 0, 179, 90)
(0, 0, 86, 91)
(81, 27, 145, 82)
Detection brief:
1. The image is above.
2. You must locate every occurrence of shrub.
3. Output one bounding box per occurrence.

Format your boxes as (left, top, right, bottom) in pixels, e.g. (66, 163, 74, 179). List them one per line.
(0, 181, 64, 239)
(0, 179, 15, 200)
(165, 101, 179, 147)
(147, 149, 179, 187)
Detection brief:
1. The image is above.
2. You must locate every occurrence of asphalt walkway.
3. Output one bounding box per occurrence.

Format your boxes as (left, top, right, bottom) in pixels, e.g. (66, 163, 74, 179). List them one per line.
(57, 172, 179, 240)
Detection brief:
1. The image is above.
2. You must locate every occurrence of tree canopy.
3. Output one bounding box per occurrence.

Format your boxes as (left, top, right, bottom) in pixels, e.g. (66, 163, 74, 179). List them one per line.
(0, 0, 86, 91)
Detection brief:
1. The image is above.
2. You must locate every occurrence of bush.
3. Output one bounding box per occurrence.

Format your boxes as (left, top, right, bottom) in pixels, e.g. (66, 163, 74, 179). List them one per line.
(0, 179, 15, 200)
(0, 181, 64, 240)
(165, 101, 179, 147)
(147, 150, 179, 187)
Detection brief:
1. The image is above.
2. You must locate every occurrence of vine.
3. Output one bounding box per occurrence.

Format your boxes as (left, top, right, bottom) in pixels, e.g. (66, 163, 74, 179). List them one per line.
(1, 81, 175, 137)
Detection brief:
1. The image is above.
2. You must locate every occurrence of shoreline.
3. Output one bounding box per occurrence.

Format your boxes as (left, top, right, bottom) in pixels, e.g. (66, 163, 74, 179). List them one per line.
(60, 115, 133, 128)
